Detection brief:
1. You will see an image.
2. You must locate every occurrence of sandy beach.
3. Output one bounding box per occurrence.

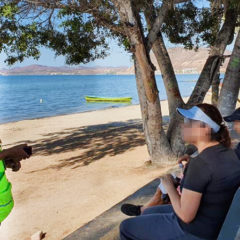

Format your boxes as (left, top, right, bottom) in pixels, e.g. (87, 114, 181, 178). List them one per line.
(0, 97, 177, 240)
(0, 93, 237, 240)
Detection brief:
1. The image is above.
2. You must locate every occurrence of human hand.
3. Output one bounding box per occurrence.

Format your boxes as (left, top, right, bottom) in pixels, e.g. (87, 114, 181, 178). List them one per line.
(2, 144, 32, 171)
(178, 154, 190, 165)
(160, 174, 175, 189)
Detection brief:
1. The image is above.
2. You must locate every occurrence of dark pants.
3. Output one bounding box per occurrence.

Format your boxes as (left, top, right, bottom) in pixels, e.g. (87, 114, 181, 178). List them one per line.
(120, 205, 205, 240)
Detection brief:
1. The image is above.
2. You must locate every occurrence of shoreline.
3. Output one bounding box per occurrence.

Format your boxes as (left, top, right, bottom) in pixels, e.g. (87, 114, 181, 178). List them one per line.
(0, 94, 191, 125)
(0, 103, 140, 126)
(0, 73, 204, 77)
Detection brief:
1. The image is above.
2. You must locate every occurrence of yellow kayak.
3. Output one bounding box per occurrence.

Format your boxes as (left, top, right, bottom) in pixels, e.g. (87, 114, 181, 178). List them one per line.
(85, 96, 132, 103)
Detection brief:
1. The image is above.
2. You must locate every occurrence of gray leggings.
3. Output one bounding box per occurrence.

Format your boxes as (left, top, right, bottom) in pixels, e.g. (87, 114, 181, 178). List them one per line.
(120, 205, 205, 240)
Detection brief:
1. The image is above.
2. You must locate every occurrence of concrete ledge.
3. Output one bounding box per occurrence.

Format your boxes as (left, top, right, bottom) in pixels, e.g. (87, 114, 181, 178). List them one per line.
(63, 178, 159, 240)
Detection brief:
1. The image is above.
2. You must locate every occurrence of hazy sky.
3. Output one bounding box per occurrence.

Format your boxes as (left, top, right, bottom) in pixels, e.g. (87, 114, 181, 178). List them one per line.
(1, 35, 234, 69)
(0, 37, 134, 69)
(0, 35, 179, 69)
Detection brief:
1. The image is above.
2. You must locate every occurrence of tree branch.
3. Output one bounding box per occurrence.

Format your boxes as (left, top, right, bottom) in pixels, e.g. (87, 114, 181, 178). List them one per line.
(146, 0, 169, 51)
(21, 0, 126, 35)
(187, 7, 238, 106)
(146, 0, 190, 52)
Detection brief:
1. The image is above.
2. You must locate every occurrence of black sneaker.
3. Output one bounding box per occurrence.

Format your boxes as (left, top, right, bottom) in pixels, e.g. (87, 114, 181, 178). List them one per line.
(121, 204, 143, 216)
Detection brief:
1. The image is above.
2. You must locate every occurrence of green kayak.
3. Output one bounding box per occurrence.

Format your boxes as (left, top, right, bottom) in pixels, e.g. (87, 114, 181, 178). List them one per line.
(85, 96, 132, 103)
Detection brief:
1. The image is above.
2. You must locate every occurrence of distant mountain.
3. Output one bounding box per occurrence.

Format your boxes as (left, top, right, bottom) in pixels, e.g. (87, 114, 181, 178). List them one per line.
(159, 48, 230, 74)
(0, 64, 133, 76)
(0, 48, 230, 76)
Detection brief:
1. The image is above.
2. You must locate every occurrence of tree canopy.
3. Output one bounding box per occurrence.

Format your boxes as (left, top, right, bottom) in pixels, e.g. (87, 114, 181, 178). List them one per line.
(1, 0, 238, 65)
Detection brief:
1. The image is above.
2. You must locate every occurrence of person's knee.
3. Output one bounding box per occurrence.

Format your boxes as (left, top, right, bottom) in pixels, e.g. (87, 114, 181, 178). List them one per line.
(141, 207, 152, 215)
(120, 219, 129, 234)
(142, 205, 173, 215)
(119, 219, 132, 239)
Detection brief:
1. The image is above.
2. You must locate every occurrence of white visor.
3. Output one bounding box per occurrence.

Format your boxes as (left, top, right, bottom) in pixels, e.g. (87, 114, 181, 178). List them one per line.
(177, 106, 220, 133)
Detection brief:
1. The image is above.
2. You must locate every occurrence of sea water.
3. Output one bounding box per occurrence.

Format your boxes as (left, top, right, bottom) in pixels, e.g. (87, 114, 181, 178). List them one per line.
(0, 74, 200, 124)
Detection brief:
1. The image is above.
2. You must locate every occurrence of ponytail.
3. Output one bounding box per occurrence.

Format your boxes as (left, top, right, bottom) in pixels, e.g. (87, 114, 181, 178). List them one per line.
(211, 124, 231, 148)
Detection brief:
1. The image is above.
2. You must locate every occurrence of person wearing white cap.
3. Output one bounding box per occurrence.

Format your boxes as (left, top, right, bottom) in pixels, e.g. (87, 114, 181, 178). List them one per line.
(120, 103, 240, 240)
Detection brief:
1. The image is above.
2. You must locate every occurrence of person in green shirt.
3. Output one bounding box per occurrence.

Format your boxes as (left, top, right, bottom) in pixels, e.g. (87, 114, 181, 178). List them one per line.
(0, 143, 32, 223)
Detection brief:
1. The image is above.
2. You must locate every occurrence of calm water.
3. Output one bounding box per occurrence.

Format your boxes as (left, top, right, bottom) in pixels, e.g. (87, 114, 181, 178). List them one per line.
(0, 74, 199, 124)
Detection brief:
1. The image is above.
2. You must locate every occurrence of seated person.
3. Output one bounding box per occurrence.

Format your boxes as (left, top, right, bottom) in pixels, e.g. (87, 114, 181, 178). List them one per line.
(120, 103, 240, 240)
(121, 151, 195, 216)
(121, 107, 240, 217)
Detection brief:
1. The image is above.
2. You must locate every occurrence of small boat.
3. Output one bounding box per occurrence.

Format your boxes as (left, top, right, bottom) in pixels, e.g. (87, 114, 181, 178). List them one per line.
(85, 96, 132, 103)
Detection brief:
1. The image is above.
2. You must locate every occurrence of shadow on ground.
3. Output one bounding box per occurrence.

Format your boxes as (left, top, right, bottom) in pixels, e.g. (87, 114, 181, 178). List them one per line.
(7, 117, 169, 170)
(9, 119, 149, 170)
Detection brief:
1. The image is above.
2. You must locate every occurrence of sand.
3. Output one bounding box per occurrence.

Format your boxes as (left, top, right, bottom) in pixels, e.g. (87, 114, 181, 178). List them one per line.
(0, 98, 177, 240)
(0, 93, 234, 240)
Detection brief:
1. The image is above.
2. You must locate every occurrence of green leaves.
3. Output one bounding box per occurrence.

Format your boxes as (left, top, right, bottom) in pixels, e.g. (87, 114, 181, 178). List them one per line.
(1, 0, 239, 66)
(0, 2, 110, 65)
(161, 1, 223, 49)
(0, 4, 17, 18)
(230, 56, 240, 68)
(43, 11, 109, 64)
(0, 3, 42, 65)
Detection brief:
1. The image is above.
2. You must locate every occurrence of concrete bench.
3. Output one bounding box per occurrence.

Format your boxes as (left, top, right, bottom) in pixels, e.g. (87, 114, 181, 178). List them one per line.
(63, 179, 159, 240)
(64, 182, 240, 240)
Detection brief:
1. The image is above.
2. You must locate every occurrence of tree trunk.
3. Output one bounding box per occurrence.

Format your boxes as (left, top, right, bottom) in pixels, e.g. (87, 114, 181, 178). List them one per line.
(157, 6, 236, 155)
(143, 2, 236, 156)
(218, 30, 240, 118)
(187, 8, 237, 106)
(151, 36, 187, 156)
(134, 58, 173, 163)
(211, 73, 221, 106)
(113, 0, 174, 163)
(143, 2, 184, 114)
(151, 35, 184, 115)
(169, 5, 236, 152)
(144, 5, 186, 156)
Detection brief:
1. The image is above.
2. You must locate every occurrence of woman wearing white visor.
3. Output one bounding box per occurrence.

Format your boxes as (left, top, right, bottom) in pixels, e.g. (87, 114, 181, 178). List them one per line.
(120, 103, 240, 240)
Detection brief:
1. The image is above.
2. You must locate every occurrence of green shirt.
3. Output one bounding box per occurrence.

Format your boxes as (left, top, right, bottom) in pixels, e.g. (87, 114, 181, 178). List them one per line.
(0, 149, 14, 223)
